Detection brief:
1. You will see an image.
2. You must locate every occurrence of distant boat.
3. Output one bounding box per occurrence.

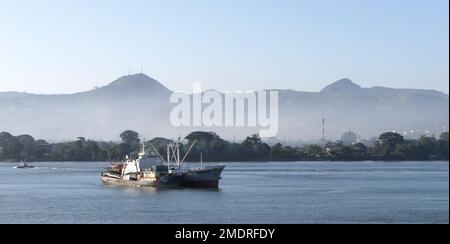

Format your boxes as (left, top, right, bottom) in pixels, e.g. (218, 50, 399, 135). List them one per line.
(16, 162, 35, 169)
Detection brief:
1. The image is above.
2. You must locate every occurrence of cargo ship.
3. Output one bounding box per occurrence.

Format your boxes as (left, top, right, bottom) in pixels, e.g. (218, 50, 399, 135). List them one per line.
(182, 153, 225, 188)
(166, 143, 226, 188)
(183, 165, 226, 188)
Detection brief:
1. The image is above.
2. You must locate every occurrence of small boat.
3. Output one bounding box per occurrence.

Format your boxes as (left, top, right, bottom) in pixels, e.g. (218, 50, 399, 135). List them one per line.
(16, 162, 35, 169)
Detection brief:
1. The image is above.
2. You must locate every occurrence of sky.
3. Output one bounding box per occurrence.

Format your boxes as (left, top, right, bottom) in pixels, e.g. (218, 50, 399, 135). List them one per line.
(0, 0, 448, 94)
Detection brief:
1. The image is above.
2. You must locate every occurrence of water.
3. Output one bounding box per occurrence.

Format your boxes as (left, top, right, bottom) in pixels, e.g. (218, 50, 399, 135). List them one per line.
(0, 161, 448, 224)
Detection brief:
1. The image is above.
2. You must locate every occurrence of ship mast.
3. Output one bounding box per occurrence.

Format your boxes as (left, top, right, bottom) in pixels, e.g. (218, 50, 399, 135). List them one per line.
(139, 140, 146, 159)
(179, 140, 197, 166)
(177, 142, 181, 167)
(167, 144, 171, 171)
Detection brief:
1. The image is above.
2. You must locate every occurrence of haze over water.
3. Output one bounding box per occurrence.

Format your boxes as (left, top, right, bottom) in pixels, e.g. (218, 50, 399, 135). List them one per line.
(0, 161, 448, 224)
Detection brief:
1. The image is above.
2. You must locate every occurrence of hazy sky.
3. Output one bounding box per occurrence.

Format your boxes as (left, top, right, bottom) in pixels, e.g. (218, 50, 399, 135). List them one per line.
(0, 0, 448, 94)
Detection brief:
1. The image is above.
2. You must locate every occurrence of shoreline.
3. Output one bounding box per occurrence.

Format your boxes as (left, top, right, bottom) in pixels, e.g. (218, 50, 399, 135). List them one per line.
(1, 131, 448, 163)
(1, 160, 449, 164)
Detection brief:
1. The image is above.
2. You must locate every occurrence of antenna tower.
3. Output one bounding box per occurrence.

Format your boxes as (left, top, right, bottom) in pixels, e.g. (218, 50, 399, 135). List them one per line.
(322, 118, 326, 142)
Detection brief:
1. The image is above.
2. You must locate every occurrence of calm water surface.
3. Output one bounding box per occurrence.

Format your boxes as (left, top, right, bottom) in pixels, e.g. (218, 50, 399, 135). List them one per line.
(0, 161, 448, 224)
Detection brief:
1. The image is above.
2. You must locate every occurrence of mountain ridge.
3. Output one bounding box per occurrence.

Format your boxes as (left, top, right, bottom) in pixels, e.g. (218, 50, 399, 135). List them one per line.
(0, 74, 448, 141)
(1, 74, 448, 97)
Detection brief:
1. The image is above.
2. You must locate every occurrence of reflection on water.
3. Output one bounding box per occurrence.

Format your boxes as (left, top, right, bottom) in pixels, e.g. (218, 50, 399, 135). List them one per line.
(0, 161, 448, 224)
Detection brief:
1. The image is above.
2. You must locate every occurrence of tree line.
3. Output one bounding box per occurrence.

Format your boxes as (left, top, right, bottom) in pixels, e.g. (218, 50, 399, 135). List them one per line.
(0, 130, 448, 162)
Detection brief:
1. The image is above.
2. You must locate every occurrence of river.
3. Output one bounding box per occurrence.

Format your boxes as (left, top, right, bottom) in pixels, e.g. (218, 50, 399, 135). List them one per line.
(0, 161, 448, 224)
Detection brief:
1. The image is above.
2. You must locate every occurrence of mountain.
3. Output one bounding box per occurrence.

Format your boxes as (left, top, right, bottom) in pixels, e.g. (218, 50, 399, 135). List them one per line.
(0, 74, 174, 141)
(276, 78, 449, 141)
(0, 74, 448, 141)
(81, 73, 172, 98)
(320, 78, 363, 94)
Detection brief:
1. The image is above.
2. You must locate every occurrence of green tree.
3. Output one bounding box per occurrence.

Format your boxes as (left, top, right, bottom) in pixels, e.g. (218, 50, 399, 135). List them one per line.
(0, 132, 14, 160)
(185, 131, 219, 143)
(120, 130, 140, 146)
(271, 143, 284, 159)
(34, 139, 50, 160)
(107, 143, 131, 161)
(16, 134, 36, 160)
(374, 132, 405, 159)
(0, 132, 23, 160)
(351, 143, 368, 160)
(119, 130, 140, 155)
(303, 144, 323, 160)
(417, 136, 437, 160)
(379, 132, 404, 146)
(437, 132, 449, 160)
(239, 134, 271, 161)
(84, 140, 103, 161)
(184, 131, 233, 161)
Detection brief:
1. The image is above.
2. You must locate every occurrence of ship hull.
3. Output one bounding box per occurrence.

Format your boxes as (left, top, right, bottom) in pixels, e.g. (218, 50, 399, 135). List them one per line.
(182, 165, 226, 188)
(101, 174, 185, 188)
